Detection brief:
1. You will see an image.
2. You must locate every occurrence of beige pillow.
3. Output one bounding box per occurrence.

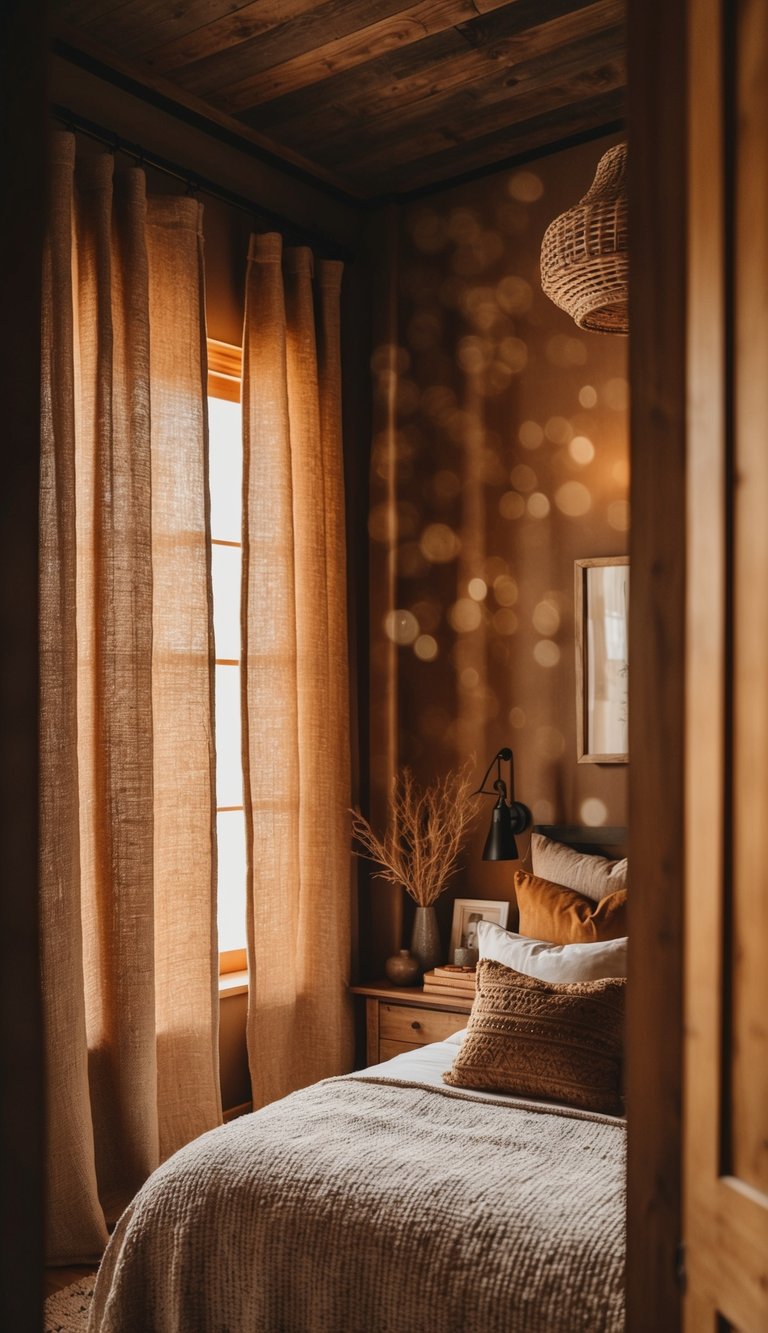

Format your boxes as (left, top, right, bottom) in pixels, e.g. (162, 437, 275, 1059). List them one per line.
(444, 958, 625, 1115)
(477, 919, 627, 981)
(515, 869, 628, 945)
(531, 832, 627, 903)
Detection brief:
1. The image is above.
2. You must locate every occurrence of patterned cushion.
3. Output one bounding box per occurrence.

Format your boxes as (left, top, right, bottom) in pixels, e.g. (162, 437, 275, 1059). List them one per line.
(444, 958, 625, 1115)
(515, 869, 628, 944)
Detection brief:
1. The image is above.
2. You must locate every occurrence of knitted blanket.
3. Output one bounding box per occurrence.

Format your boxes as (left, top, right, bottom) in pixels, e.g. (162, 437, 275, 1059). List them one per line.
(88, 1075, 626, 1333)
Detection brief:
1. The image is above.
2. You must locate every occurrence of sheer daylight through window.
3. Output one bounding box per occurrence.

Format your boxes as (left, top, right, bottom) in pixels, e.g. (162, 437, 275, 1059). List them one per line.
(208, 386, 246, 957)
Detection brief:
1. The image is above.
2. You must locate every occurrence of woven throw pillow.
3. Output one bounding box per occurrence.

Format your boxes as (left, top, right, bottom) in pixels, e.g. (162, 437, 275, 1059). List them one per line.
(477, 919, 627, 981)
(531, 831, 627, 903)
(515, 869, 627, 945)
(443, 958, 625, 1115)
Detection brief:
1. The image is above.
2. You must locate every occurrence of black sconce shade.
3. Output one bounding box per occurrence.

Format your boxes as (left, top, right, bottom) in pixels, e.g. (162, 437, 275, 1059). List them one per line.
(473, 747, 531, 861)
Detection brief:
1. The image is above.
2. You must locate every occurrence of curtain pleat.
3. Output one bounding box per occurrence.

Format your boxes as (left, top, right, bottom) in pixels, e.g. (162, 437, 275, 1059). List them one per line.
(40, 133, 220, 1264)
(242, 235, 353, 1108)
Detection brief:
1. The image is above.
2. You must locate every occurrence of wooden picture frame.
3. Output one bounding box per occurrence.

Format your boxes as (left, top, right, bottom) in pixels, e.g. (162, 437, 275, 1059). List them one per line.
(575, 557, 629, 763)
(449, 899, 510, 958)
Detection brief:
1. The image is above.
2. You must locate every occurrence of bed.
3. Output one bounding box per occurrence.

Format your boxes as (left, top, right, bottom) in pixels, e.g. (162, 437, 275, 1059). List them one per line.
(88, 831, 628, 1332)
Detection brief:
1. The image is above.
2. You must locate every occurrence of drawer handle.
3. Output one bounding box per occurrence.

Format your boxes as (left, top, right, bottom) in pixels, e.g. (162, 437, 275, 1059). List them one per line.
(410, 1020, 421, 1031)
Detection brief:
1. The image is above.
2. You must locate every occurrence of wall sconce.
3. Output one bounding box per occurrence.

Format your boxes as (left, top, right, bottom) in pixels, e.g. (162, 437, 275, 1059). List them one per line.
(473, 747, 532, 861)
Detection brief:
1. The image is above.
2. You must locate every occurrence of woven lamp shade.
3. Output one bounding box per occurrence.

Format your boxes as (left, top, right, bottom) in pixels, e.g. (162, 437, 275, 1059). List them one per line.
(540, 143, 628, 334)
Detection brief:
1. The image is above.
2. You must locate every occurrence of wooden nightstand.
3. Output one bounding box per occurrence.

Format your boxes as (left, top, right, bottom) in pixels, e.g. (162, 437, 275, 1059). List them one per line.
(350, 982, 473, 1066)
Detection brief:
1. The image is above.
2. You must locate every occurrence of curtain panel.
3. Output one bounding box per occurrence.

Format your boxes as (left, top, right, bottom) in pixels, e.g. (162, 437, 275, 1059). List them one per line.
(242, 234, 353, 1107)
(40, 132, 221, 1264)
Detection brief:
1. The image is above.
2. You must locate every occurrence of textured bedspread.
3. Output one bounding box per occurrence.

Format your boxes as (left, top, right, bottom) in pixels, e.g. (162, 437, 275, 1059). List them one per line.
(88, 1074, 626, 1333)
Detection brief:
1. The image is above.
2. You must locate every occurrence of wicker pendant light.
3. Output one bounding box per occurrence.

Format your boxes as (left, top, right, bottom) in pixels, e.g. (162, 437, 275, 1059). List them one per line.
(540, 142, 628, 335)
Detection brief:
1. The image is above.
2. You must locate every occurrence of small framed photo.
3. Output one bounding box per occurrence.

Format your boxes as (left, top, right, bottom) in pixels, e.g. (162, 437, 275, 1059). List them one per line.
(449, 899, 510, 957)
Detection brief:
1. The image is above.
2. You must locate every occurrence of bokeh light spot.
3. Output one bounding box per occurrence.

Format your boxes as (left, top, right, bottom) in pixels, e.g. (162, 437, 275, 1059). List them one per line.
(507, 171, 544, 203)
(555, 481, 592, 517)
(419, 523, 461, 563)
(449, 598, 483, 632)
(510, 463, 537, 492)
(460, 667, 480, 689)
(384, 609, 419, 645)
(509, 706, 526, 729)
(607, 500, 631, 532)
(527, 492, 551, 518)
(545, 415, 574, 444)
(603, 377, 629, 411)
(496, 275, 533, 314)
(397, 542, 428, 577)
(519, 419, 544, 450)
(533, 599, 561, 636)
(499, 490, 526, 520)
(414, 634, 439, 661)
(533, 639, 561, 667)
(468, 577, 488, 601)
(569, 435, 595, 465)
(493, 574, 518, 606)
(580, 797, 608, 827)
(498, 336, 528, 373)
(579, 384, 598, 408)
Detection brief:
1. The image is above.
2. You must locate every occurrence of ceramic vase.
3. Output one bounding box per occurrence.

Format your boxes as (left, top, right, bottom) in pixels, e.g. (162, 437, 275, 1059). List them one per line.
(409, 904, 443, 975)
(384, 949, 420, 987)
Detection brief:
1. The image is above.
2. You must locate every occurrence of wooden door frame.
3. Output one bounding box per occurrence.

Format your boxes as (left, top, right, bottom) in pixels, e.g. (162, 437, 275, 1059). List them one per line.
(626, 0, 687, 1328)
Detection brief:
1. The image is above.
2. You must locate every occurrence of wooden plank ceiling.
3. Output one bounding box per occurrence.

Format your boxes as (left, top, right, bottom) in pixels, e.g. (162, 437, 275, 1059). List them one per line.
(52, 0, 626, 199)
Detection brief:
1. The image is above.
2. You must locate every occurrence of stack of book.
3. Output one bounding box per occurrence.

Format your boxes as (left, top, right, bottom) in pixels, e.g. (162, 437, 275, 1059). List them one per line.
(422, 965, 477, 1001)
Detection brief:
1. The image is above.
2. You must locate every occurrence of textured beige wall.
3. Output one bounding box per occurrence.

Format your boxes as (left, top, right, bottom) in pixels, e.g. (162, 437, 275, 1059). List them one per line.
(367, 134, 629, 963)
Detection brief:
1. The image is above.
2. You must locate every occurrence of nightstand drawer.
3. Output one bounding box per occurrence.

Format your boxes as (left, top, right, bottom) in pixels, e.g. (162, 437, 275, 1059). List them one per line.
(379, 1003, 465, 1047)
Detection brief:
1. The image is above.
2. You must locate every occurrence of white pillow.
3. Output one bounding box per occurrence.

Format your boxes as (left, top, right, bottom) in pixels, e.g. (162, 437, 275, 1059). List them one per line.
(477, 919, 627, 982)
(531, 832, 628, 903)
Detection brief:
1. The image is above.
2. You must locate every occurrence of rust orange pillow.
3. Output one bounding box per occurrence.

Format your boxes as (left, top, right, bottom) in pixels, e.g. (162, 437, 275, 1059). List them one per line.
(515, 869, 627, 945)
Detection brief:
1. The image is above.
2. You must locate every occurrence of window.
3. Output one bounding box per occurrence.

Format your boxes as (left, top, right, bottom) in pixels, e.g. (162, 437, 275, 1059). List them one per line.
(207, 340, 246, 969)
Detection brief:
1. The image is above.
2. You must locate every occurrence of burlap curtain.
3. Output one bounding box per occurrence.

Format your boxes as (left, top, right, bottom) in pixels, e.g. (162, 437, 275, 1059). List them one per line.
(242, 234, 353, 1107)
(40, 132, 221, 1264)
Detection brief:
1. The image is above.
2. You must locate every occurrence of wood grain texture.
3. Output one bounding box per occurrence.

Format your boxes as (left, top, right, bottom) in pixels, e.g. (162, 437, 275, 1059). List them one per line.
(54, 0, 628, 196)
(625, 0, 686, 1327)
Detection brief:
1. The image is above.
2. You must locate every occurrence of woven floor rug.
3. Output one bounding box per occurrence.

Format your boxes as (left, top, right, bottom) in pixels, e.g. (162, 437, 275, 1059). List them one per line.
(44, 1276, 96, 1333)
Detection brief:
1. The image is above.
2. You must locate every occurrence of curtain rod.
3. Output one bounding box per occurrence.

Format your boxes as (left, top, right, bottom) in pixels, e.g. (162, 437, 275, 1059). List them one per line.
(50, 104, 355, 263)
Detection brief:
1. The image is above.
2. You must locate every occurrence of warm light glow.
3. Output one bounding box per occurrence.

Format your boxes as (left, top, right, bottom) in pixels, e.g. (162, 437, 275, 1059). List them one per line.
(527, 492, 551, 518)
(533, 639, 561, 667)
(519, 419, 544, 450)
(508, 706, 526, 728)
(545, 415, 573, 444)
(510, 462, 537, 492)
(419, 523, 461, 563)
(580, 798, 608, 827)
(532, 599, 561, 636)
(496, 274, 533, 314)
(579, 384, 598, 408)
(612, 458, 630, 486)
(467, 577, 488, 601)
(555, 481, 592, 516)
(449, 598, 483, 632)
(460, 667, 480, 689)
(384, 609, 419, 645)
(607, 500, 631, 532)
(603, 376, 629, 411)
(493, 574, 518, 606)
(414, 634, 439, 661)
(493, 608, 518, 635)
(569, 435, 595, 464)
(507, 170, 544, 203)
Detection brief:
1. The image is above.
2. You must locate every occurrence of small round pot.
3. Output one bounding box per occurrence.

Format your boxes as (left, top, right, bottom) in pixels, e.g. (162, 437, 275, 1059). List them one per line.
(384, 949, 421, 987)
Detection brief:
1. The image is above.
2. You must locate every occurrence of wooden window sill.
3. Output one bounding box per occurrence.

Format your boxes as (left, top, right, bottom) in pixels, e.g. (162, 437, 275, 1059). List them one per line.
(219, 969, 248, 998)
